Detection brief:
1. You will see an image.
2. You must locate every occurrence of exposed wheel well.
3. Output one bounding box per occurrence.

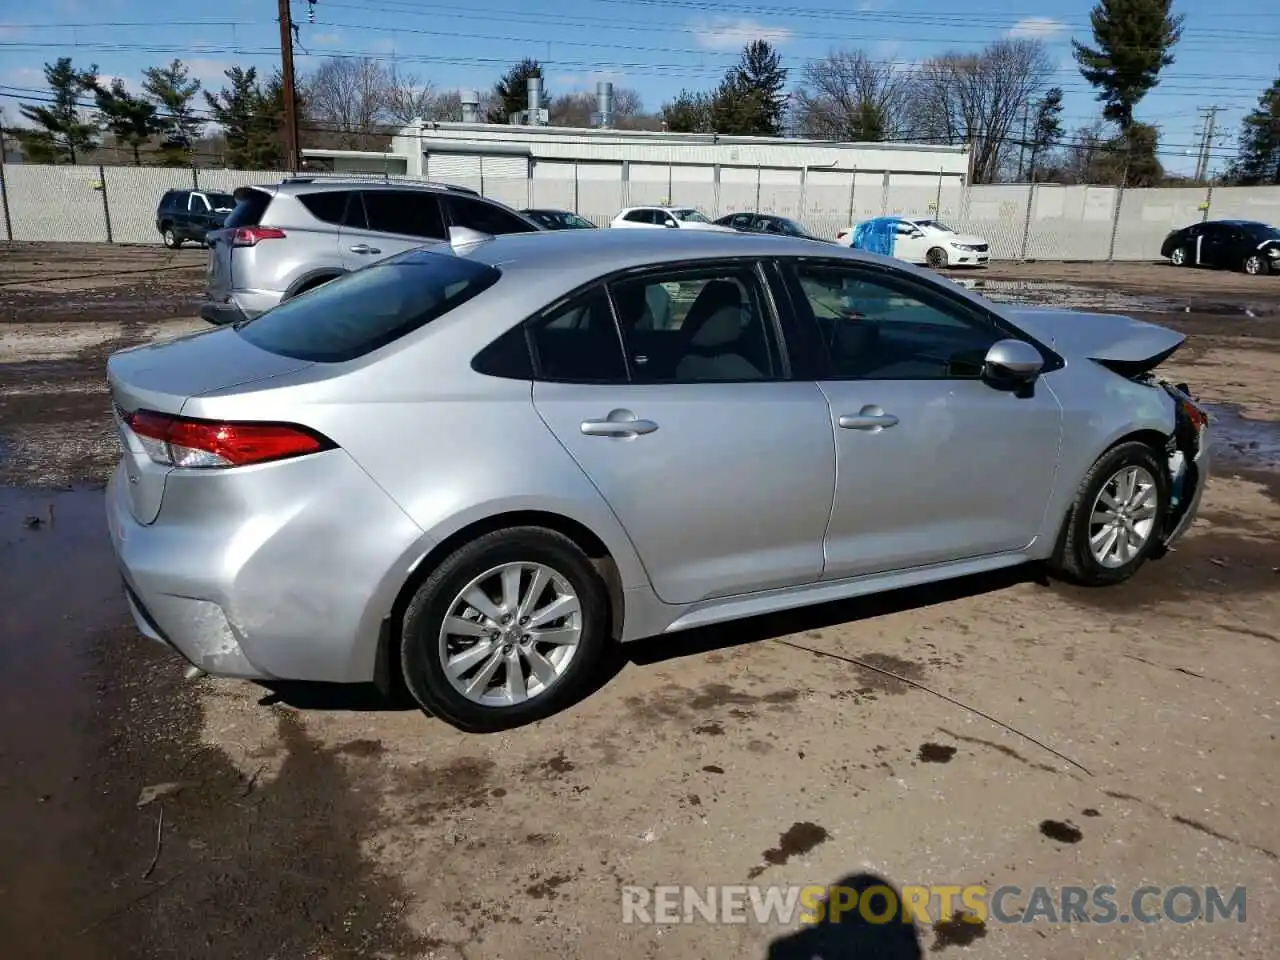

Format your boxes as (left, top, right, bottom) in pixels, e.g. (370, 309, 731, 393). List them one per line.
(286, 273, 342, 299)
(374, 511, 626, 698)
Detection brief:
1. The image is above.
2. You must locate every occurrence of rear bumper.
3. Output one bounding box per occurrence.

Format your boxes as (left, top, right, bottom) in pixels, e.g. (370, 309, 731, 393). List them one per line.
(201, 289, 282, 325)
(104, 453, 427, 683)
(200, 299, 247, 326)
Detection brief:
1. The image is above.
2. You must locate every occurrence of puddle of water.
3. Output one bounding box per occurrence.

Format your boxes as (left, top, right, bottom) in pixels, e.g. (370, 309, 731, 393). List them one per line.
(1206, 404, 1280, 470)
(946, 278, 1278, 317)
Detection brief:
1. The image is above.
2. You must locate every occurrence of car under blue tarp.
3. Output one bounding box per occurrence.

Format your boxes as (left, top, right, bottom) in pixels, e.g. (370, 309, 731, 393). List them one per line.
(849, 216, 898, 256)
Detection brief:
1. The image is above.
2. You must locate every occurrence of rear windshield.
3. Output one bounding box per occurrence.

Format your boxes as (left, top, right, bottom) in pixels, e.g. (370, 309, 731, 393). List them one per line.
(224, 189, 273, 228)
(235, 254, 501, 362)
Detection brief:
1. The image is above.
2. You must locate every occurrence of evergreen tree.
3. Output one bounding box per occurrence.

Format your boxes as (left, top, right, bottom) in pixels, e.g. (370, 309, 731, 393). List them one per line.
(91, 78, 163, 165)
(204, 67, 296, 169)
(1228, 73, 1280, 185)
(734, 40, 789, 136)
(487, 59, 548, 124)
(142, 59, 203, 164)
(661, 89, 713, 133)
(1073, 0, 1184, 130)
(1027, 87, 1064, 179)
(17, 57, 100, 164)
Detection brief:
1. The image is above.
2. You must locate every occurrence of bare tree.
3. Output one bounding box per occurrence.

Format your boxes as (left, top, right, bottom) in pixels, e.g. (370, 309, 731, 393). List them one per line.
(550, 85, 648, 128)
(907, 39, 1053, 183)
(431, 90, 463, 122)
(383, 63, 435, 126)
(305, 56, 390, 149)
(793, 50, 912, 141)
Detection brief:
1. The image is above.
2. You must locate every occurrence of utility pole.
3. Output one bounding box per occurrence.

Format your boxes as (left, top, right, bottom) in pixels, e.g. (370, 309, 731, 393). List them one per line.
(1193, 105, 1221, 183)
(277, 0, 301, 171)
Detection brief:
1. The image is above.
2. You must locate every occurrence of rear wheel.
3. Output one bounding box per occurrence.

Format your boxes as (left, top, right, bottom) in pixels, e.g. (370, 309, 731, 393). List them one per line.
(926, 247, 949, 269)
(1169, 246, 1189, 267)
(399, 527, 610, 732)
(162, 227, 181, 249)
(1243, 253, 1270, 276)
(1049, 442, 1170, 586)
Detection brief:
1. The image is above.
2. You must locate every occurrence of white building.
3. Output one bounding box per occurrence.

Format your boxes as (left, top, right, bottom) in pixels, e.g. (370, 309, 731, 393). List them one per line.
(300, 83, 970, 231)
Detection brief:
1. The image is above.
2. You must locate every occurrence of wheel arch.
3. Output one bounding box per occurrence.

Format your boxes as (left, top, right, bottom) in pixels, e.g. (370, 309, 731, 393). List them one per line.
(284, 269, 345, 300)
(373, 509, 630, 698)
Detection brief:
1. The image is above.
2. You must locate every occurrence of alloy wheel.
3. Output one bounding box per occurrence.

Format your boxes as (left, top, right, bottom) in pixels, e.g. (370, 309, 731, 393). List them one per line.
(437, 562, 582, 707)
(1171, 247, 1186, 266)
(1244, 255, 1262, 275)
(1088, 465, 1159, 568)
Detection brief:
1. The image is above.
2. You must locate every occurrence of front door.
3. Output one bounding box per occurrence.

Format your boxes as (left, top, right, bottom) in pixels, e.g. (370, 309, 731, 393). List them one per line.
(529, 263, 836, 605)
(892, 220, 929, 263)
(780, 258, 1063, 579)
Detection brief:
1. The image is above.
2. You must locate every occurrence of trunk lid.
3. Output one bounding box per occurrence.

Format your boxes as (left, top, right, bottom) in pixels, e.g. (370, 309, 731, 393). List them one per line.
(1006, 307, 1185, 375)
(205, 186, 275, 303)
(107, 327, 313, 523)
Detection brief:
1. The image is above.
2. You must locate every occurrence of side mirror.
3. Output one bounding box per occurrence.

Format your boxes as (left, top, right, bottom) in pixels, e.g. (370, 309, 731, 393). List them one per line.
(664, 219, 678, 228)
(448, 225, 493, 252)
(983, 339, 1044, 382)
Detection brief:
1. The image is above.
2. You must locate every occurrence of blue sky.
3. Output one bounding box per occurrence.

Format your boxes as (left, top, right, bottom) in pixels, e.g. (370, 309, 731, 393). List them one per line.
(1, 0, 1276, 175)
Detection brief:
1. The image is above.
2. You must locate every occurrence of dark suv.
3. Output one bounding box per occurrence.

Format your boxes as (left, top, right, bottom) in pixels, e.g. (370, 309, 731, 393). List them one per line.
(156, 189, 237, 248)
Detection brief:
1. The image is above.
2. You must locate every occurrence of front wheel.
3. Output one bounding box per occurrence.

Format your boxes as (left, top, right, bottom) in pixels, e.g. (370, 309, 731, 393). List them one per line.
(926, 247, 949, 269)
(399, 527, 611, 732)
(1169, 246, 1189, 267)
(162, 227, 182, 249)
(1049, 441, 1170, 586)
(1243, 253, 1271, 276)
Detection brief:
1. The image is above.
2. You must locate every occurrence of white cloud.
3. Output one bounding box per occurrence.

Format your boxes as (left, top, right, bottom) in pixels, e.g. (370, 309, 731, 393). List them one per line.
(0, 25, 27, 40)
(1007, 17, 1067, 40)
(185, 59, 235, 87)
(693, 18, 793, 51)
(310, 32, 342, 47)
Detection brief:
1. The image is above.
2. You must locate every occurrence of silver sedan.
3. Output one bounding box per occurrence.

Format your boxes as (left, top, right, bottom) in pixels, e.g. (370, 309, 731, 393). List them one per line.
(105, 229, 1210, 731)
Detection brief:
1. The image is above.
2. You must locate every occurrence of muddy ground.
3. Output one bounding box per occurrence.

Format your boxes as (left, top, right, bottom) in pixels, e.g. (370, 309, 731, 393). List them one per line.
(2, 242, 1278, 959)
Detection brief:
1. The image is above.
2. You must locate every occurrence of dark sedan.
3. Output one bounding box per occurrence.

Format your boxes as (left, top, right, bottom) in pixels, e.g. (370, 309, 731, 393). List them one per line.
(1160, 219, 1280, 275)
(519, 209, 598, 230)
(714, 212, 830, 242)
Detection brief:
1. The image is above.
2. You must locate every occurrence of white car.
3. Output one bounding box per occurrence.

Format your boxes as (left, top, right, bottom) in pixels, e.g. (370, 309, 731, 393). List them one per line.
(610, 206, 737, 232)
(836, 216, 989, 268)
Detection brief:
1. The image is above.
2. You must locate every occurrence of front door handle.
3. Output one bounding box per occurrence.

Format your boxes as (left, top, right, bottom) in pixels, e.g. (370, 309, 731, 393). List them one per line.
(349, 243, 381, 254)
(580, 410, 659, 438)
(838, 404, 898, 431)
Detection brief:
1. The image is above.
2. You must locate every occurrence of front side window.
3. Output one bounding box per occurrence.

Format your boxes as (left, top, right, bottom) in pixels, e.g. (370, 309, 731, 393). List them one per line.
(788, 261, 1001, 380)
(609, 266, 778, 383)
(236, 252, 500, 362)
(361, 190, 447, 240)
(444, 195, 538, 235)
(206, 192, 236, 211)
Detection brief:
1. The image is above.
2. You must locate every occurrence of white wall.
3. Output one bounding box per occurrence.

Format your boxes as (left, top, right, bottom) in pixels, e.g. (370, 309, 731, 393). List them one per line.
(4, 163, 1279, 260)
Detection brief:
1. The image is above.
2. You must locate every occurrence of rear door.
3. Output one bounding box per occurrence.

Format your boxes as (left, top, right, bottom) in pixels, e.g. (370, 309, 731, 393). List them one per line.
(341, 189, 450, 270)
(529, 262, 836, 605)
(777, 257, 1063, 578)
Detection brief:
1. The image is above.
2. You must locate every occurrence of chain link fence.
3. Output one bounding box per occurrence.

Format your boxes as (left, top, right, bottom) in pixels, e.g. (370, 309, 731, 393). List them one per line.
(3, 162, 1280, 261)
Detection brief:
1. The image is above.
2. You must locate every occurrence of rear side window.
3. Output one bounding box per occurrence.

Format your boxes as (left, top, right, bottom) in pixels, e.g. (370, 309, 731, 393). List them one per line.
(361, 190, 447, 240)
(298, 190, 350, 225)
(444, 195, 537, 236)
(224, 189, 272, 228)
(236, 253, 501, 362)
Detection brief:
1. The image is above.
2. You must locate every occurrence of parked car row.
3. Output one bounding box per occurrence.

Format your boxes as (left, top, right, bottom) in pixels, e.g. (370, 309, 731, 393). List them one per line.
(116, 177, 1211, 731)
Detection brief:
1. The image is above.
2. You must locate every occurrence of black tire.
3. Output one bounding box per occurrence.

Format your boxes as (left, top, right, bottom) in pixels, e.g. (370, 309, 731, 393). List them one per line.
(1049, 441, 1170, 586)
(1243, 253, 1271, 276)
(926, 247, 948, 269)
(399, 526, 610, 732)
(286, 275, 340, 300)
(161, 226, 181, 249)
(1169, 245, 1190, 267)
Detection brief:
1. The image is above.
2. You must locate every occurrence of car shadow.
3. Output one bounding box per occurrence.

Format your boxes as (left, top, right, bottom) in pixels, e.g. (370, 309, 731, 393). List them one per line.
(255, 563, 1045, 716)
(765, 872, 926, 960)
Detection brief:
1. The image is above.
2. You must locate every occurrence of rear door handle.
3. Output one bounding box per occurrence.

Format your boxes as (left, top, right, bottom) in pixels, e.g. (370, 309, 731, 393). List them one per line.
(580, 411, 659, 437)
(349, 243, 381, 254)
(838, 405, 898, 431)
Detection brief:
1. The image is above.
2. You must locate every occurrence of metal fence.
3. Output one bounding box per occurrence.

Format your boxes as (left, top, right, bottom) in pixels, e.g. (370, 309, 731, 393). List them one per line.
(3, 162, 1280, 261)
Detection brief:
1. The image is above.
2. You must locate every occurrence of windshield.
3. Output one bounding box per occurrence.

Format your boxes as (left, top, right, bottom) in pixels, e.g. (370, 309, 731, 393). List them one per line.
(913, 219, 955, 233)
(530, 210, 595, 229)
(207, 192, 236, 211)
(777, 218, 809, 236)
(673, 209, 710, 223)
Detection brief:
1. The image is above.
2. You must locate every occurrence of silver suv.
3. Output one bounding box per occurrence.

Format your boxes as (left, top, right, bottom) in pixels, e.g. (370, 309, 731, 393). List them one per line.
(200, 178, 543, 325)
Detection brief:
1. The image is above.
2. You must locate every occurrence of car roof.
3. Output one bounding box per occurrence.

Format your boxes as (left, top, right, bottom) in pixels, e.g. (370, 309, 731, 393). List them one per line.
(256, 178, 481, 197)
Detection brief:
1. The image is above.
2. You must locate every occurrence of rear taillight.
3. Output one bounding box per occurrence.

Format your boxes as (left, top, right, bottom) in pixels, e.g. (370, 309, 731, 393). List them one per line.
(124, 409, 332, 468)
(230, 226, 287, 247)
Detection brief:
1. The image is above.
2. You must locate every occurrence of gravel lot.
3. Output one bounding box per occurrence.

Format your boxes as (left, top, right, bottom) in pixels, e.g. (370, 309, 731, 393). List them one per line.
(2, 242, 1277, 960)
